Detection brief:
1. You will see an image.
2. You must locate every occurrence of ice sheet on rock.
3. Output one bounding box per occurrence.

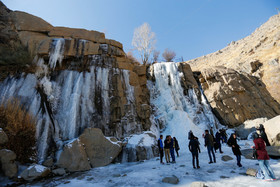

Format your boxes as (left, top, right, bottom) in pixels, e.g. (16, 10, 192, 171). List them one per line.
(127, 132, 155, 147)
(148, 62, 221, 151)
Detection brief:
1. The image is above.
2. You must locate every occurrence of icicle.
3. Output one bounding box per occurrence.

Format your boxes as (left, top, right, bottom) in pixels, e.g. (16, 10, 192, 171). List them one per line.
(49, 38, 65, 69)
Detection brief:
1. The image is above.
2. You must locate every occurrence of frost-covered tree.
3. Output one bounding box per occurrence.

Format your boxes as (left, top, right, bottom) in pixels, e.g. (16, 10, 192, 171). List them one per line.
(132, 23, 156, 65)
(162, 48, 176, 62)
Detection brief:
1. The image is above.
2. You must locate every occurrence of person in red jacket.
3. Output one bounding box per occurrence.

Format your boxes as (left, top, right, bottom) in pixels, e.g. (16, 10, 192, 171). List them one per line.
(252, 132, 276, 181)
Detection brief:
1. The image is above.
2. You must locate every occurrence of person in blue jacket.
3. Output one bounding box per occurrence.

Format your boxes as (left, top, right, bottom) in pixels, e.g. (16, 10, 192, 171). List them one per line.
(158, 135, 164, 164)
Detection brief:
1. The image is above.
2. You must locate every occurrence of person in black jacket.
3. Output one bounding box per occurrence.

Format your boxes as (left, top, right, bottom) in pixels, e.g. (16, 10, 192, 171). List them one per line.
(204, 130, 216, 164)
(164, 135, 171, 163)
(215, 130, 224, 153)
(158, 135, 164, 164)
(227, 133, 242, 167)
(173, 137, 180, 157)
(189, 136, 201, 169)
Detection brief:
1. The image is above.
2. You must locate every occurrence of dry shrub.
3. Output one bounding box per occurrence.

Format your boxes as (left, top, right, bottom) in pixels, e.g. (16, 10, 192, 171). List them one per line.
(0, 98, 37, 163)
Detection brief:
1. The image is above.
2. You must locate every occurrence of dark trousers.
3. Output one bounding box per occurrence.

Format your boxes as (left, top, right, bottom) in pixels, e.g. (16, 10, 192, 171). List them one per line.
(207, 145, 216, 162)
(170, 148, 175, 162)
(175, 149, 179, 157)
(159, 148, 164, 163)
(218, 143, 222, 153)
(192, 152, 199, 167)
(236, 155, 241, 166)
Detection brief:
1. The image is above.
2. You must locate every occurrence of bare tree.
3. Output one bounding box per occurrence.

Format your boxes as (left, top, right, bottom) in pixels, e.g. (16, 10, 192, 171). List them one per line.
(153, 50, 160, 62)
(132, 23, 156, 65)
(162, 48, 176, 62)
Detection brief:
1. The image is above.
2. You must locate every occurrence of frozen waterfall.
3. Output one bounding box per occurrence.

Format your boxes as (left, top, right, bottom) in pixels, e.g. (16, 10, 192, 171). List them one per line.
(148, 62, 220, 151)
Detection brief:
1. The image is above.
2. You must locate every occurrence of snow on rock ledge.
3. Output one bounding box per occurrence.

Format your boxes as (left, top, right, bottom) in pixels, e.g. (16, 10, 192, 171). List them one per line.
(121, 132, 158, 162)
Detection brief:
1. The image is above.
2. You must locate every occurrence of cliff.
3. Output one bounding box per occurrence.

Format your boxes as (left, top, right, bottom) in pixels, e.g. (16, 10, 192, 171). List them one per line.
(187, 14, 280, 126)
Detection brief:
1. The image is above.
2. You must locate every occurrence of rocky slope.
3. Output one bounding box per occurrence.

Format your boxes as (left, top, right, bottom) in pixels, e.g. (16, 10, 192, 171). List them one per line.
(187, 14, 280, 126)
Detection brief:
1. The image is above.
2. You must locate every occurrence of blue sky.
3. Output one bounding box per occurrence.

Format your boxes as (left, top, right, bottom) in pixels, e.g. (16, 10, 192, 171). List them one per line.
(2, 0, 280, 62)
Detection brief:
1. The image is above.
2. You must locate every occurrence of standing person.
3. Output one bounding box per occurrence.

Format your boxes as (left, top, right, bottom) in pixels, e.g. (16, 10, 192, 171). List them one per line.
(173, 137, 180, 157)
(204, 130, 216, 164)
(164, 135, 170, 163)
(221, 128, 227, 144)
(252, 132, 276, 181)
(169, 136, 176, 163)
(227, 133, 242, 167)
(189, 136, 201, 169)
(215, 130, 224, 153)
(188, 130, 194, 140)
(257, 124, 271, 146)
(158, 135, 164, 164)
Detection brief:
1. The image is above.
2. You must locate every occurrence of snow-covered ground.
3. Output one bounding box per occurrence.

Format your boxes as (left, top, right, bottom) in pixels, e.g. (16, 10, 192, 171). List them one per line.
(26, 139, 280, 187)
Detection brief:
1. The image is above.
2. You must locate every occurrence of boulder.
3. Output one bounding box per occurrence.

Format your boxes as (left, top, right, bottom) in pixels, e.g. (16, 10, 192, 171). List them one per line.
(0, 149, 18, 178)
(266, 146, 280, 157)
(79, 128, 122, 168)
(0, 128, 8, 145)
(262, 115, 280, 146)
(235, 118, 267, 139)
(56, 139, 91, 172)
(246, 168, 257, 176)
(221, 155, 234, 161)
(122, 132, 157, 162)
(190, 182, 208, 187)
(162, 175, 179, 184)
(52, 168, 66, 176)
(20, 164, 50, 181)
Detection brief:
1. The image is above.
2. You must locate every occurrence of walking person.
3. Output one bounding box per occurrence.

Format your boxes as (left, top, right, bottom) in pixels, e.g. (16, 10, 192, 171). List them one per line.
(173, 137, 180, 157)
(215, 130, 224, 153)
(164, 135, 171, 163)
(158, 135, 164, 164)
(204, 130, 216, 164)
(227, 133, 242, 167)
(256, 124, 271, 146)
(189, 136, 201, 169)
(252, 132, 276, 181)
(169, 136, 176, 163)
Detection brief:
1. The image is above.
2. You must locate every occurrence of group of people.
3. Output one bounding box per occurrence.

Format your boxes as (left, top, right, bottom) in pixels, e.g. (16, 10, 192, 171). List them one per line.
(158, 135, 180, 164)
(157, 124, 276, 181)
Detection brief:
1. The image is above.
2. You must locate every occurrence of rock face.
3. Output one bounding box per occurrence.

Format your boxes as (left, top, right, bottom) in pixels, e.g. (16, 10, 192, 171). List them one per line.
(56, 128, 122, 172)
(188, 14, 280, 104)
(0, 2, 151, 163)
(0, 149, 18, 178)
(20, 164, 50, 181)
(199, 66, 280, 127)
(262, 115, 280, 146)
(0, 128, 8, 145)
